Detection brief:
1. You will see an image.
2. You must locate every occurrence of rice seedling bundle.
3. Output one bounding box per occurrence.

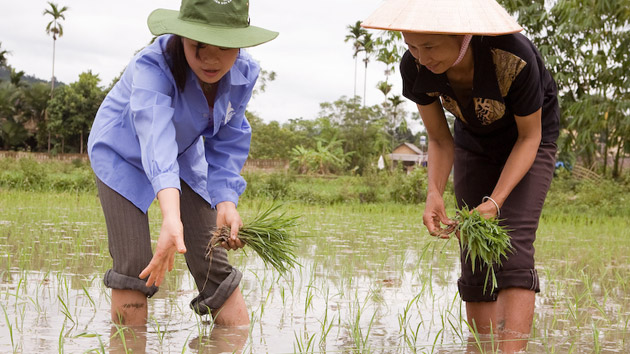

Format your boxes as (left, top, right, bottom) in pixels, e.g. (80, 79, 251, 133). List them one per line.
(206, 203, 301, 275)
(455, 205, 513, 292)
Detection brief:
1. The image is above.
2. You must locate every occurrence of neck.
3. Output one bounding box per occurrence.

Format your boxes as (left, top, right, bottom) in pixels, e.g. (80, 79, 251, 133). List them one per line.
(447, 47, 474, 81)
(201, 81, 218, 108)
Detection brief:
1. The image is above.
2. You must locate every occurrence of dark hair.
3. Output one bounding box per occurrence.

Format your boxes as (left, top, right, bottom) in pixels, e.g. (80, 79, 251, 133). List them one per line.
(165, 35, 188, 91)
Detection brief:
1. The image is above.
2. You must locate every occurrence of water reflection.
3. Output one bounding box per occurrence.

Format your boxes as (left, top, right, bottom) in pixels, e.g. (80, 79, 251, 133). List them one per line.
(188, 326, 249, 353)
(2, 198, 630, 353)
(109, 325, 148, 354)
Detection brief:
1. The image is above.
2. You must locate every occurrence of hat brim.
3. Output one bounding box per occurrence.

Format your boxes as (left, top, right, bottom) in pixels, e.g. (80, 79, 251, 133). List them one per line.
(361, 0, 522, 36)
(148, 9, 278, 48)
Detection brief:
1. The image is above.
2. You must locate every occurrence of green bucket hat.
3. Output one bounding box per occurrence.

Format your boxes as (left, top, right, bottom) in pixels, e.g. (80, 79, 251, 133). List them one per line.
(148, 0, 278, 48)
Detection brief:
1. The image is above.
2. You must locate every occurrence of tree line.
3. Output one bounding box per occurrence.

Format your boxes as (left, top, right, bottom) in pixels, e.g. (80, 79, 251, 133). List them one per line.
(1, 0, 628, 178)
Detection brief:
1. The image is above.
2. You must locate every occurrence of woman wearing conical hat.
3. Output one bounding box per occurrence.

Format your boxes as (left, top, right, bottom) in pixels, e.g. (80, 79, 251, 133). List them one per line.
(88, 0, 277, 326)
(363, 0, 559, 352)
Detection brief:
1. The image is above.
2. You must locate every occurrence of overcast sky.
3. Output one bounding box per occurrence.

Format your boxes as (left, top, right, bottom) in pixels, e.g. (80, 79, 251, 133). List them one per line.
(0, 0, 418, 125)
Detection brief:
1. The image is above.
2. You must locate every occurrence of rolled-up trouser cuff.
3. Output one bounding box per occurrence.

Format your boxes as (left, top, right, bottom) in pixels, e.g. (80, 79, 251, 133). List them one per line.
(190, 267, 243, 315)
(104, 269, 159, 298)
(458, 268, 540, 302)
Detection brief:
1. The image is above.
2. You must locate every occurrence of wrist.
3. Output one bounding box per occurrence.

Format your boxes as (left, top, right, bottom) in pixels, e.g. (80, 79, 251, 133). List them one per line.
(216, 201, 236, 211)
(483, 196, 501, 217)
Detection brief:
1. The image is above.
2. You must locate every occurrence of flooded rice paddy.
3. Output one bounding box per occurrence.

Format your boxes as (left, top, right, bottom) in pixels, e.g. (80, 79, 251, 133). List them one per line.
(1, 190, 629, 353)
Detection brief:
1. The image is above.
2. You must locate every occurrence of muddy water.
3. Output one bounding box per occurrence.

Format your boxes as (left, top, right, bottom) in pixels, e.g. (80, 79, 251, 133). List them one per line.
(1, 203, 630, 353)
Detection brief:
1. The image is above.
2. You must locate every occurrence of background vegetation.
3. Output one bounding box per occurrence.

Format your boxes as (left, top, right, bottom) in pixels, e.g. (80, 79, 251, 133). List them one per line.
(1, 156, 629, 220)
(2, 0, 627, 178)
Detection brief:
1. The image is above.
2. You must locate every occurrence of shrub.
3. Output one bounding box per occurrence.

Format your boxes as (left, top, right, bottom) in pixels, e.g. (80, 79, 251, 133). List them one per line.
(388, 167, 428, 204)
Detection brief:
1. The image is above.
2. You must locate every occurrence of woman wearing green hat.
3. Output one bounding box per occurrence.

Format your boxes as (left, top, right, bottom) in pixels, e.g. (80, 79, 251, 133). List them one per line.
(87, 0, 277, 326)
(363, 0, 559, 352)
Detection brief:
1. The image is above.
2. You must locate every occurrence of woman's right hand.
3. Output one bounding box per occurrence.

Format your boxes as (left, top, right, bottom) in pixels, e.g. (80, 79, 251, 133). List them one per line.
(423, 192, 456, 239)
(139, 215, 186, 287)
(139, 188, 187, 288)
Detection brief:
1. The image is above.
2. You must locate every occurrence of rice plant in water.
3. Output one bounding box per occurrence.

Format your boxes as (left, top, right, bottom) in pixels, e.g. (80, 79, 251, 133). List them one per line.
(455, 205, 513, 293)
(206, 203, 301, 275)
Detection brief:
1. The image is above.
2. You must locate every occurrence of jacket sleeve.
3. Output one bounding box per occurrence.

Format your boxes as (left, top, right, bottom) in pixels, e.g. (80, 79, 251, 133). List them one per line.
(203, 56, 259, 207)
(204, 93, 253, 207)
(129, 52, 181, 196)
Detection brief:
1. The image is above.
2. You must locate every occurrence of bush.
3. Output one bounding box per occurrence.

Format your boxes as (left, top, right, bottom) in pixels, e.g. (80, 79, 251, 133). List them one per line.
(243, 172, 295, 199)
(0, 157, 96, 192)
(545, 173, 630, 217)
(388, 167, 428, 204)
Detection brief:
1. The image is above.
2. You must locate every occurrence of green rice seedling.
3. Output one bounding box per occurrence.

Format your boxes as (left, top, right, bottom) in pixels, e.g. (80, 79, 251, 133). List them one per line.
(402, 321, 422, 354)
(207, 203, 300, 275)
(58, 322, 68, 354)
(431, 326, 445, 353)
(150, 316, 167, 345)
(81, 285, 96, 310)
(347, 294, 377, 353)
(57, 295, 76, 325)
(318, 288, 335, 349)
(455, 205, 513, 293)
(293, 330, 317, 353)
(398, 292, 423, 333)
(1, 303, 15, 352)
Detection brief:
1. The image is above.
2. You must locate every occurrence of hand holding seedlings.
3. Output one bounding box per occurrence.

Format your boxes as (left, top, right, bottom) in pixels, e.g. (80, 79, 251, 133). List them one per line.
(442, 205, 513, 292)
(423, 193, 458, 239)
(215, 201, 245, 250)
(207, 203, 301, 275)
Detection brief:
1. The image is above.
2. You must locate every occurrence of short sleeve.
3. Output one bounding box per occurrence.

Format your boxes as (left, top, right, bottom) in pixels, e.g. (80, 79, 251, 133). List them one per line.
(503, 47, 543, 117)
(400, 51, 438, 106)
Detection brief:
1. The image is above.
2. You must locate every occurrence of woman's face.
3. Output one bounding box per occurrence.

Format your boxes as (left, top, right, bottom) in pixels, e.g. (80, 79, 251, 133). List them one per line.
(402, 32, 462, 74)
(181, 37, 239, 84)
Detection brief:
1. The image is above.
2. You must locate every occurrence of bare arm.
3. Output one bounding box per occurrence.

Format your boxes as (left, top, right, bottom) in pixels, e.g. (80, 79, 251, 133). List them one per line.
(477, 108, 542, 217)
(417, 102, 457, 237)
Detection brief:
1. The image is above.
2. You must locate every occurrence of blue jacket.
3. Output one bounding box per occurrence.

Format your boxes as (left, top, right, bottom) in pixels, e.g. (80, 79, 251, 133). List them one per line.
(88, 35, 256, 213)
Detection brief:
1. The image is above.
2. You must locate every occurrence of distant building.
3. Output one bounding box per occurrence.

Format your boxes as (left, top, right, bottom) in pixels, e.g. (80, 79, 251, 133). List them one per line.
(388, 142, 427, 172)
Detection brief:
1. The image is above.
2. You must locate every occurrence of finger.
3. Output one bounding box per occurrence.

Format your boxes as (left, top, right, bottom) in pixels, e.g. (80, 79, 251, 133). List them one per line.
(146, 272, 157, 287)
(154, 273, 163, 287)
(441, 214, 456, 225)
(175, 235, 187, 254)
(139, 266, 150, 280)
(230, 220, 240, 241)
(167, 253, 175, 272)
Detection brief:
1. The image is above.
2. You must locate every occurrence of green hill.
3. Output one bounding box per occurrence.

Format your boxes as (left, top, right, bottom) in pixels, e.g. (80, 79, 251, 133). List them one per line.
(0, 66, 64, 86)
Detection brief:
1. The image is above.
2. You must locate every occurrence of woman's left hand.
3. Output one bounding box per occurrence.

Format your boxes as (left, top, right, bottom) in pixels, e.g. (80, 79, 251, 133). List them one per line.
(216, 201, 245, 250)
(476, 199, 499, 219)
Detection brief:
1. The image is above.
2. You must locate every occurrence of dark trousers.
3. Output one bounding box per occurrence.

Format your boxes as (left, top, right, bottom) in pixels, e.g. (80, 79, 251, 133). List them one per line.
(454, 142, 557, 302)
(96, 179, 242, 314)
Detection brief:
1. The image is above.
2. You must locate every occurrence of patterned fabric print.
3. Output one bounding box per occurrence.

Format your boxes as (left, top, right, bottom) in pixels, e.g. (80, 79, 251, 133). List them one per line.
(474, 97, 506, 125)
(470, 48, 527, 125)
(441, 95, 467, 124)
(491, 48, 527, 97)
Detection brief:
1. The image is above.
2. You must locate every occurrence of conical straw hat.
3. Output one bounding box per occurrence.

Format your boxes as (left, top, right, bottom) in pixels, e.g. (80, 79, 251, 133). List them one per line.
(361, 0, 522, 35)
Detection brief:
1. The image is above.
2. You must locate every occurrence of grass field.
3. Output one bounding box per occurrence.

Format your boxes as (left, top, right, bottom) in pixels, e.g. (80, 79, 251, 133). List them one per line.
(1, 186, 629, 353)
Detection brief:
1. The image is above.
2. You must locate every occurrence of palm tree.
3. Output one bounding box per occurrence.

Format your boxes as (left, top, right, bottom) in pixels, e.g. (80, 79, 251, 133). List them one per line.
(43, 2, 68, 152)
(10, 68, 26, 88)
(358, 32, 375, 107)
(0, 42, 9, 68)
(43, 2, 69, 96)
(376, 81, 393, 102)
(344, 21, 367, 100)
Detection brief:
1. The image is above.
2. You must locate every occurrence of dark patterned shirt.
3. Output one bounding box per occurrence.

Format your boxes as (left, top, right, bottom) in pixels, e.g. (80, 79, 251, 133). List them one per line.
(401, 33, 559, 162)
